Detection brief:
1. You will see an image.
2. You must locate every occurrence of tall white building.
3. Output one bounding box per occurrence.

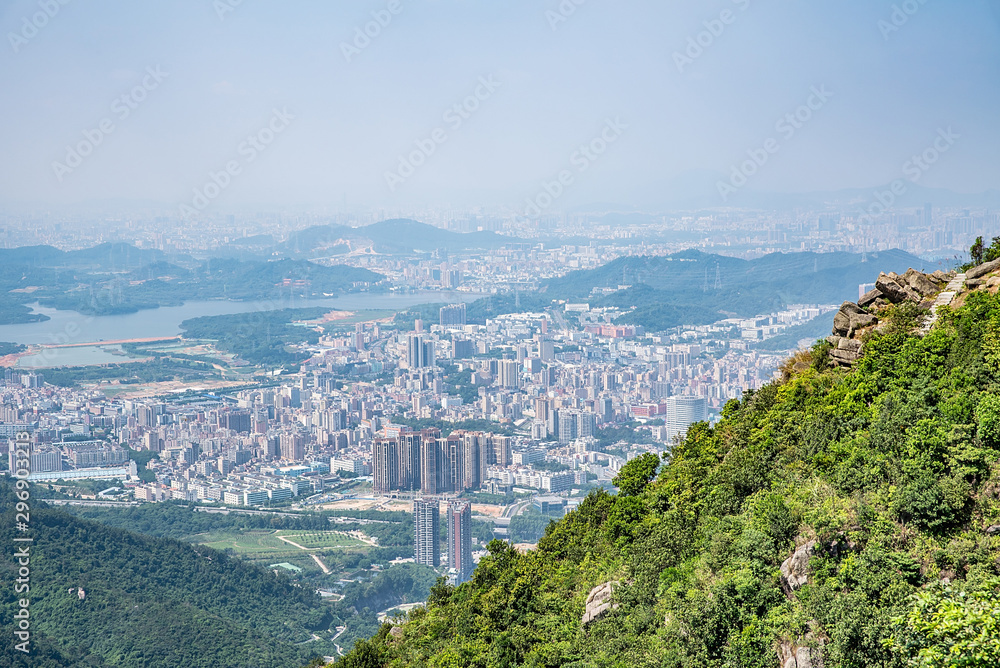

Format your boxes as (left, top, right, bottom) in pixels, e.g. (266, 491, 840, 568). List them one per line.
(414, 499, 440, 567)
(665, 396, 708, 443)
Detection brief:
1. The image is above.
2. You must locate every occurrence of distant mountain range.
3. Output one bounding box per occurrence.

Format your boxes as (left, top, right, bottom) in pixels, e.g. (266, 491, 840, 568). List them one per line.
(219, 219, 522, 258)
(0, 242, 167, 270)
(0, 241, 382, 323)
(522, 248, 935, 332)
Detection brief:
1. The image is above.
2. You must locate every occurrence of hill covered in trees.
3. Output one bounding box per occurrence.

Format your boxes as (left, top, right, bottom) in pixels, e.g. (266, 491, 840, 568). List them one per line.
(0, 486, 337, 668)
(552, 249, 932, 331)
(461, 248, 935, 332)
(331, 265, 1000, 667)
(0, 241, 382, 323)
(272, 219, 520, 257)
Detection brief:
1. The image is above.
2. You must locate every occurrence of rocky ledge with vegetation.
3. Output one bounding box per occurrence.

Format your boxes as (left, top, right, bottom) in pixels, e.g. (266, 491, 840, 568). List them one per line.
(328, 257, 1000, 668)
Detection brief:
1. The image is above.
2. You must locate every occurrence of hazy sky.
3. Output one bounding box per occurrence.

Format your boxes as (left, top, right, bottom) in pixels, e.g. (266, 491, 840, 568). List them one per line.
(1, 0, 998, 214)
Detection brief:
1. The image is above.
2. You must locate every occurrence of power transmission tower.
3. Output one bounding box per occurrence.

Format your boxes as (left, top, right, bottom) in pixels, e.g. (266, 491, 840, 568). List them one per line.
(714, 264, 722, 290)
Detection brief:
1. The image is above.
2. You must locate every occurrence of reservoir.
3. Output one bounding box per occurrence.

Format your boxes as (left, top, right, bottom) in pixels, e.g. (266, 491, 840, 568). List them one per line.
(0, 290, 482, 352)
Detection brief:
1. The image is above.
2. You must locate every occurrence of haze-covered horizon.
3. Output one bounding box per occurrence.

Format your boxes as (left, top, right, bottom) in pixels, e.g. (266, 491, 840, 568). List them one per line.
(2, 0, 998, 215)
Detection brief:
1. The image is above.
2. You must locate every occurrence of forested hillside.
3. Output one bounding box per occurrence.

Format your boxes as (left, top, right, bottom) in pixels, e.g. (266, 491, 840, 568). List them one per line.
(332, 274, 1000, 667)
(461, 248, 933, 331)
(0, 487, 335, 668)
(0, 242, 381, 323)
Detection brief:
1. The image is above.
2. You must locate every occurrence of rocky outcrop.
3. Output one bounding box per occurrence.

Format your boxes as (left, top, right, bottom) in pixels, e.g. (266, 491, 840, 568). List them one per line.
(931, 269, 952, 283)
(581, 581, 618, 627)
(778, 635, 825, 668)
(966, 257, 1000, 280)
(876, 273, 919, 304)
(826, 268, 954, 367)
(857, 288, 883, 308)
(903, 268, 942, 296)
(780, 541, 816, 595)
(832, 302, 876, 336)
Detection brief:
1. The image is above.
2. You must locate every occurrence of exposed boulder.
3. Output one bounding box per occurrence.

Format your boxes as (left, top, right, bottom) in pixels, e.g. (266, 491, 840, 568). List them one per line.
(832, 306, 852, 336)
(904, 268, 940, 297)
(582, 581, 619, 627)
(876, 274, 919, 304)
(850, 312, 877, 331)
(966, 257, 1000, 280)
(986, 525, 1000, 535)
(778, 635, 825, 668)
(837, 338, 862, 353)
(875, 274, 909, 304)
(931, 269, 953, 284)
(780, 541, 816, 595)
(832, 302, 875, 336)
(828, 349, 858, 365)
(827, 335, 863, 366)
(858, 288, 883, 308)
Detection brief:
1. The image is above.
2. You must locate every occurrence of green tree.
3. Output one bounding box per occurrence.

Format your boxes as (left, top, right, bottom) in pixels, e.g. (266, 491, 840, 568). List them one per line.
(889, 579, 1000, 667)
(971, 236, 985, 266)
(612, 452, 661, 496)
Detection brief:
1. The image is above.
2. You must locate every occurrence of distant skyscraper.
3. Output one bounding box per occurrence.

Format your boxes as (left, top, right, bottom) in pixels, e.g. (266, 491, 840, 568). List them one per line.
(439, 303, 467, 327)
(576, 411, 596, 439)
(372, 438, 398, 494)
(420, 437, 439, 495)
(665, 396, 708, 443)
(598, 397, 614, 421)
(407, 334, 435, 369)
(924, 202, 933, 227)
(498, 360, 520, 388)
(442, 269, 462, 288)
(414, 499, 440, 568)
(279, 433, 305, 461)
(557, 409, 578, 442)
(452, 338, 474, 359)
(447, 501, 473, 583)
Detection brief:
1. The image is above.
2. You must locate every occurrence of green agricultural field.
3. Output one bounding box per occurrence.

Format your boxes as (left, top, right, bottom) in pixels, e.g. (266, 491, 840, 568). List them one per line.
(187, 530, 294, 559)
(279, 531, 368, 549)
(185, 529, 366, 557)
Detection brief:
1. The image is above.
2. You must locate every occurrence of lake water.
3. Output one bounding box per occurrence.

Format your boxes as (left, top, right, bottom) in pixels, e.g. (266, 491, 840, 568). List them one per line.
(0, 290, 482, 352)
(17, 344, 136, 369)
